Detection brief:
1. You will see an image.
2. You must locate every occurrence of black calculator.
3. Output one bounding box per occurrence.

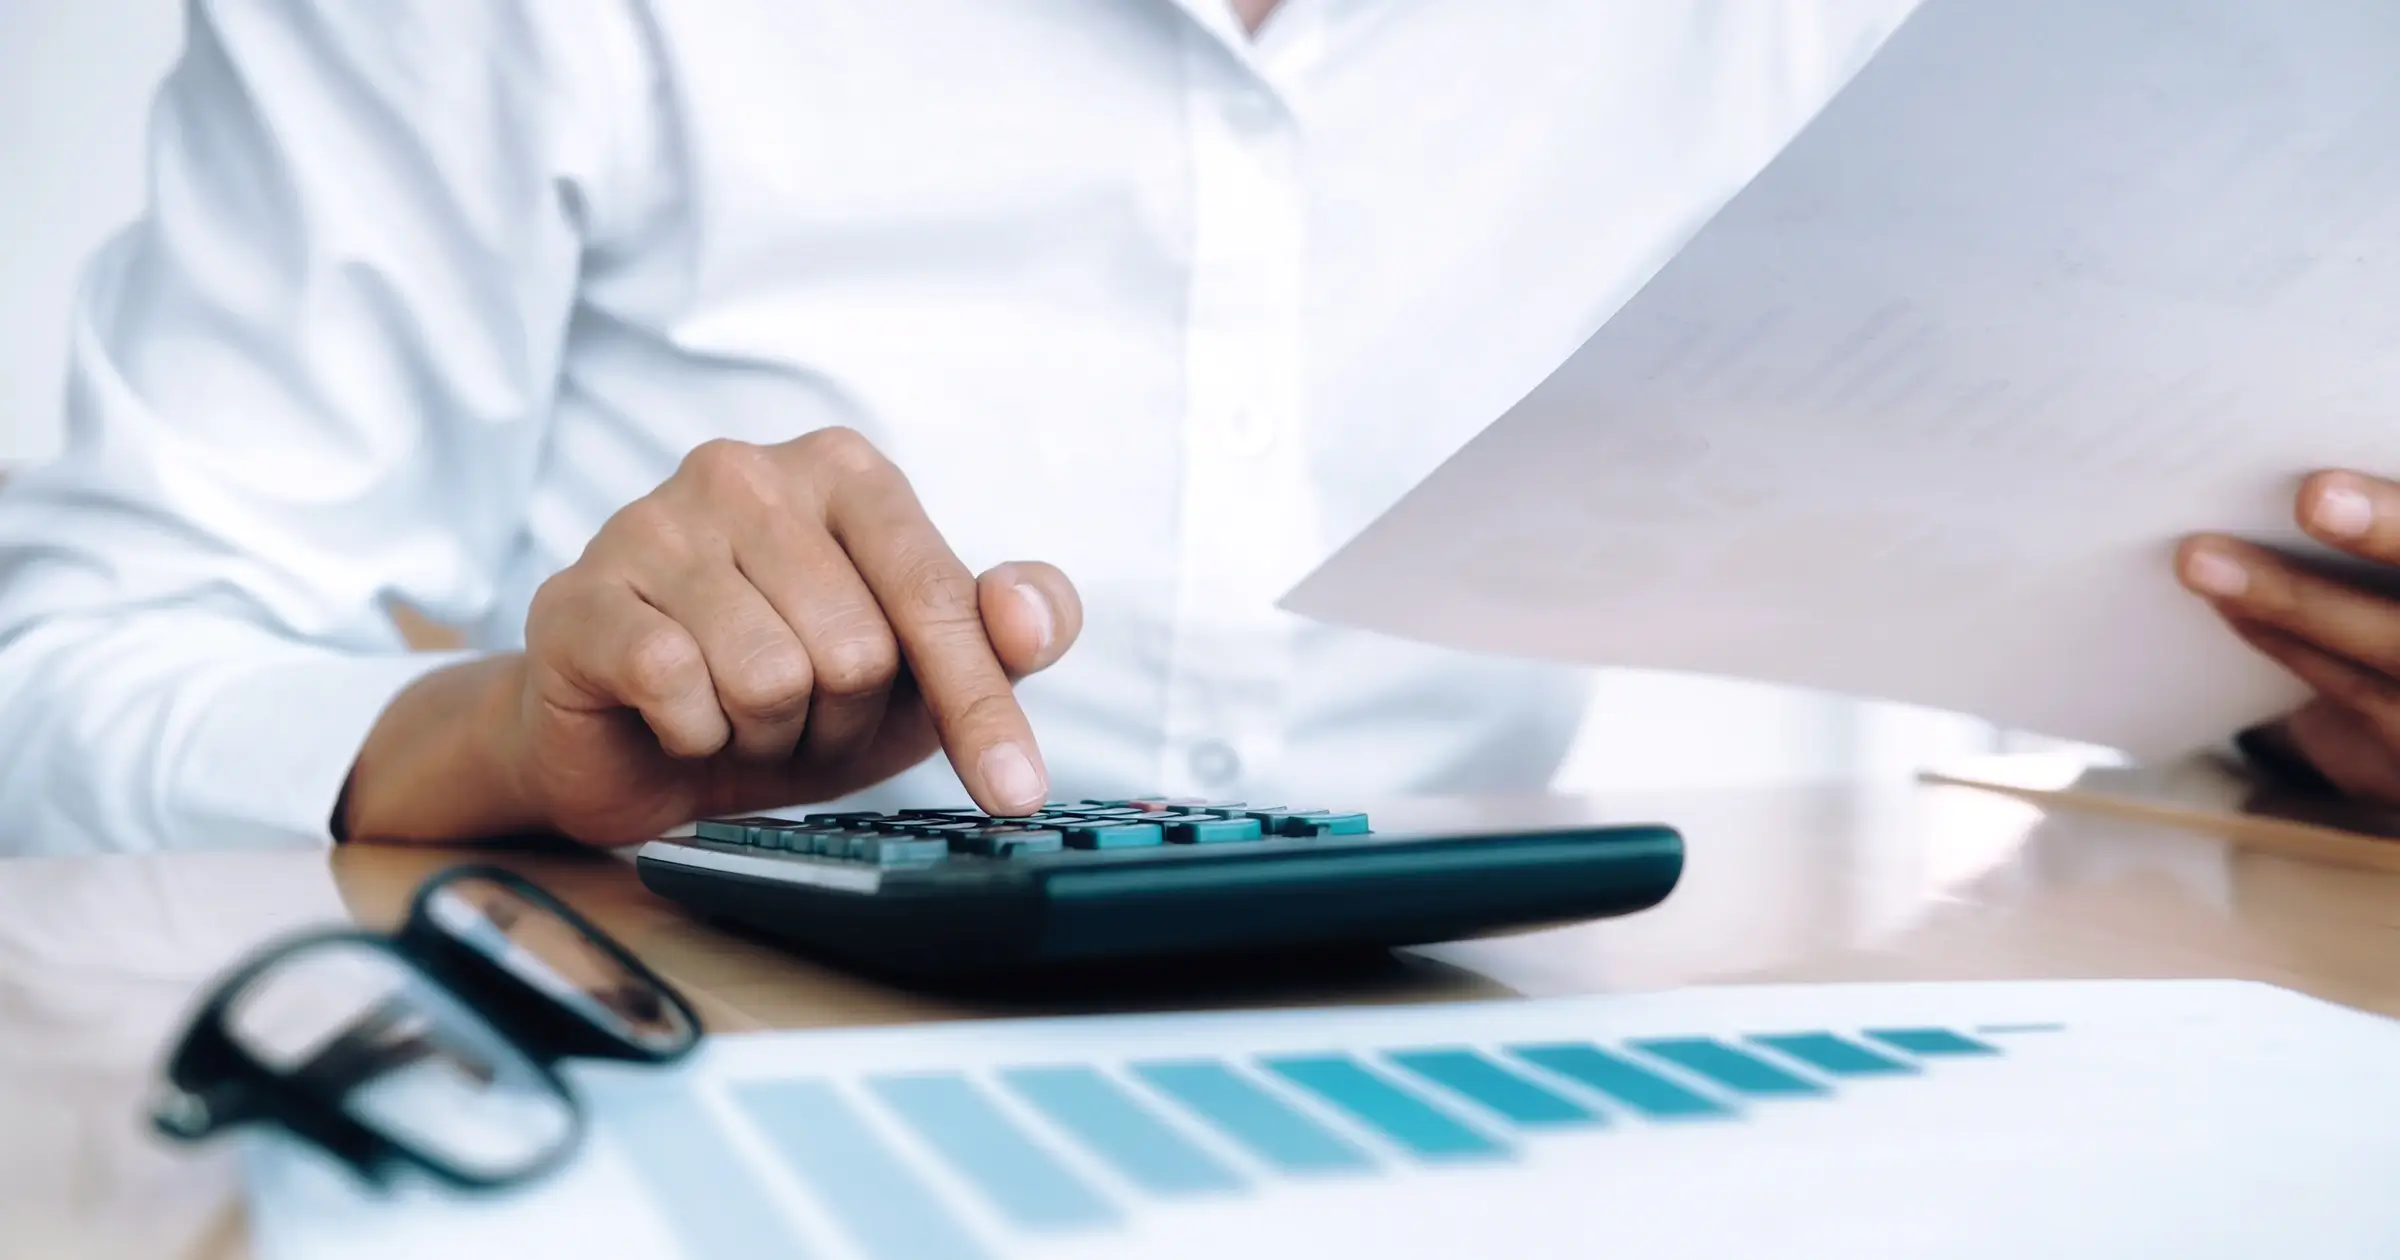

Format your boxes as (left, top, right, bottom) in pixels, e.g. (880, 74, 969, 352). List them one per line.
(634, 800, 1683, 980)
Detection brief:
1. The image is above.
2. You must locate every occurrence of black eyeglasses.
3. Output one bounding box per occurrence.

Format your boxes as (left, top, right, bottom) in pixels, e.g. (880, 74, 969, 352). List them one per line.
(149, 865, 702, 1190)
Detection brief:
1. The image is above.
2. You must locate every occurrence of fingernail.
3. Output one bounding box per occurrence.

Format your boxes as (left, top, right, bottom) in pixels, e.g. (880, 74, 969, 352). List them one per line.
(1014, 582, 1055, 653)
(2311, 483, 2375, 539)
(2183, 547, 2249, 598)
(979, 742, 1045, 812)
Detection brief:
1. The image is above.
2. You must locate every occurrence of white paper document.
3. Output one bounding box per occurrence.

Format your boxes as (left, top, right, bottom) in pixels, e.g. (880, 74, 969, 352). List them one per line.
(248, 980, 2400, 1260)
(1281, 0, 2400, 759)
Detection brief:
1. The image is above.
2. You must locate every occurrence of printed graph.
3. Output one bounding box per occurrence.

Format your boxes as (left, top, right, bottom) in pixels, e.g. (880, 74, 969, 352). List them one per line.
(593, 1022, 2058, 1260)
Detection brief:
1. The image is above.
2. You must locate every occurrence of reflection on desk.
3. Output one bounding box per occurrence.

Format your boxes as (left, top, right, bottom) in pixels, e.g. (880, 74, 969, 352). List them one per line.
(4, 765, 2396, 1259)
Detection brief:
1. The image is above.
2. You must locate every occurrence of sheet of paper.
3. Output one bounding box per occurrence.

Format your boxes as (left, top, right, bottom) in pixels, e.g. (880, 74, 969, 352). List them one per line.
(246, 979, 2400, 1260)
(1279, 0, 2400, 759)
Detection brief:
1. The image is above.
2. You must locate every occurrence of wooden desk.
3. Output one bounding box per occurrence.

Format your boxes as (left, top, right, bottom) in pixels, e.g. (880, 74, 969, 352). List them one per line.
(6, 769, 2396, 1260)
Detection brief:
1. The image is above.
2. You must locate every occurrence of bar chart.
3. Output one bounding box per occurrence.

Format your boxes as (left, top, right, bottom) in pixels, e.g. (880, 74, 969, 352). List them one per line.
(592, 1020, 2046, 1260)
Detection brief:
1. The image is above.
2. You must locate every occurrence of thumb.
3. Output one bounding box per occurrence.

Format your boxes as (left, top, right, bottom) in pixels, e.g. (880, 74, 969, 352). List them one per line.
(977, 561, 1082, 681)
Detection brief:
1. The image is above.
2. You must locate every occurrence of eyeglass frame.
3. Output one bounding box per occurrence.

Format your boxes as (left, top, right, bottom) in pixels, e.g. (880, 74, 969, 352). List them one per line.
(150, 863, 703, 1191)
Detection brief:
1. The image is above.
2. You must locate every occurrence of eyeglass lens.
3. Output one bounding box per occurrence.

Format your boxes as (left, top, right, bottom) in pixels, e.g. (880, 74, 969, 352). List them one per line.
(223, 939, 576, 1181)
(422, 875, 695, 1055)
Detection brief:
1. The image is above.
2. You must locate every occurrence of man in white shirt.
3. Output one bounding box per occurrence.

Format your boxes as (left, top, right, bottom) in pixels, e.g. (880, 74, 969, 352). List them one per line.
(4, 0, 2394, 855)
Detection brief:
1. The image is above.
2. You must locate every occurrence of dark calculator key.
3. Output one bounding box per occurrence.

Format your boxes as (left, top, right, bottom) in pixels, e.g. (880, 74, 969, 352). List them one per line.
(899, 807, 981, 818)
(889, 819, 984, 837)
(1162, 815, 1263, 844)
(1244, 809, 1325, 833)
(804, 811, 887, 829)
(949, 826, 1065, 858)
(1062, 821, 1165, 850)
(1201, 804, 1271, 818)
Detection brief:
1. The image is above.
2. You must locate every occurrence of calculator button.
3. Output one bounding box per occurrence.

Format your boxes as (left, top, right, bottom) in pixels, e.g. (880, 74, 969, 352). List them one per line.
(693, 818, 761, 845)
(743, 825, 798, 850)
(949, 826, 1064, 857)
(785, 829, 846, 856)
(1131, 798, 1210, 813)
(746, 825, 798, 851)
(1291, 812, 1371, 837)
(804, 811, 886, 829)
(889, 819, 983, 837)
(1062, 821, 1165, 850)
(1162, 815, 1263, 844)
(858, 836, 949, 867)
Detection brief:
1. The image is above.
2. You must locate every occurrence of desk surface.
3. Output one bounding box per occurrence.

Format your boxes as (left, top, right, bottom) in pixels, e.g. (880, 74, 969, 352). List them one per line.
(7, 766, 2397, 1260)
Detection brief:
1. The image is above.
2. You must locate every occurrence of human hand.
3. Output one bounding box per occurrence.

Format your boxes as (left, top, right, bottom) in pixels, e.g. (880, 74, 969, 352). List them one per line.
(2178, 470, 2400, 804)
(497, 428, 1081, 845)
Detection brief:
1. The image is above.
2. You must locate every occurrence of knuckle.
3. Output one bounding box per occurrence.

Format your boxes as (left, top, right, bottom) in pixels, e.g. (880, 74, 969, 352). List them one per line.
(796, 425, 887, 480)
(722, 648, 815, 723)
(679, 438, 786, 508)
(622, 625, 704, 703)
(811, 628, 901, 697)
(524, 572, 583, 639)
(897, 558, 983, 626)
(949, 687, 1023, 737)
(600, 495, 697, 560)
(525, 574, 617, 661)
(681, 437, 762, 483)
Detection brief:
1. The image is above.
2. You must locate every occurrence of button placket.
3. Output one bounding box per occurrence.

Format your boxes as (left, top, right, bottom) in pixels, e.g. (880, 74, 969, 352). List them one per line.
(1160, 28, 1314, 796)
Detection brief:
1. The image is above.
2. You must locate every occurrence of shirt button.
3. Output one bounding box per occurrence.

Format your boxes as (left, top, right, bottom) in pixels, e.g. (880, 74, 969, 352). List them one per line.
(1187, 740, 1242, 787)
(1223, 87, 1280, 135)
(1222, 406, 1275, 457)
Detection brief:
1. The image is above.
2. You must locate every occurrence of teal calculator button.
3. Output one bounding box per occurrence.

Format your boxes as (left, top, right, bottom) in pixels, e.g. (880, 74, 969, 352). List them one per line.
(861, 836, 949, 867)
(789, 829, 846, 856)
(1163, 816, 1263, 844)
(1062, 822, 1165, 850)
(693, 818, 757, 845)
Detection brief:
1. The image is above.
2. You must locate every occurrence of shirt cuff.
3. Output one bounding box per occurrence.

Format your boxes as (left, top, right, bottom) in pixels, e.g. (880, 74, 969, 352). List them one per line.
(170, 648, 477, 850)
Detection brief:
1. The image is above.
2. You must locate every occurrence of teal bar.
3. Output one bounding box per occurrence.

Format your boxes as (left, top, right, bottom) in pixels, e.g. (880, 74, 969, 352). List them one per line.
(1262, 1055, 1510, 1162)
(1867, 1027, 2001, 1057)
(867, 1073, 1119, 1231)
(734, 1080, 992, 1260)
(1631, 1038, 1828, 1097)
(1748, 1033, 1918, 1077)
(1000, 1067, 1245, 1196)
(1507, 1043, 1735, 1120)
(1387, 1049, 1600, 1128)
(1131, 1060, 1374, 1175)
(589, 1075, 810, 1260)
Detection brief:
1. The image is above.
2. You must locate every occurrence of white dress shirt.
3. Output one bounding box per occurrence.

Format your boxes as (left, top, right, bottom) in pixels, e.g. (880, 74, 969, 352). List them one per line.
(0, 0, 1915, 853)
